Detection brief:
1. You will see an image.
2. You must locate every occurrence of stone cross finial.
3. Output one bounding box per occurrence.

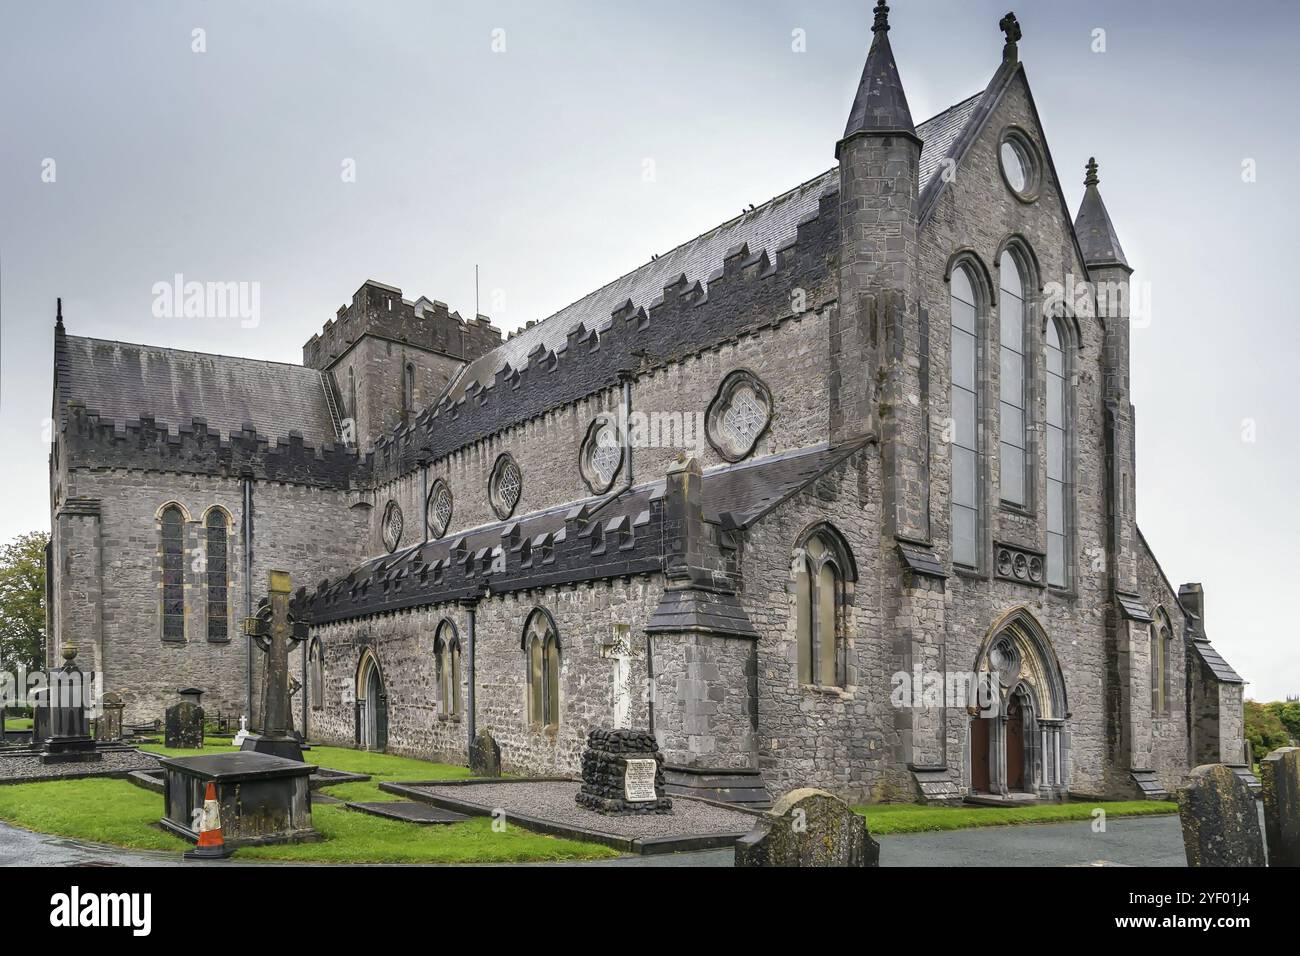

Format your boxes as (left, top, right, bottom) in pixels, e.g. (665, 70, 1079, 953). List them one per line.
(1084, 157, 1099, 187)
(872, 0, 890, 34)
(1000, 11, 1021, 62)
(56, 297, 64, 328)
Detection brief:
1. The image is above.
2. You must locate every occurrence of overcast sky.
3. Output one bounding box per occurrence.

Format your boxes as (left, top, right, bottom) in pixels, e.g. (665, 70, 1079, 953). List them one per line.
(1, 0, 1295, 699)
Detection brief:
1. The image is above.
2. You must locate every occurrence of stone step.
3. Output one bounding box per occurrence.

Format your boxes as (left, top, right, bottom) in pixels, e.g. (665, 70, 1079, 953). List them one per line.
(662, 766, 771, 810)
(344, 801, 470, 824)
(1129, 769, 1169, 801)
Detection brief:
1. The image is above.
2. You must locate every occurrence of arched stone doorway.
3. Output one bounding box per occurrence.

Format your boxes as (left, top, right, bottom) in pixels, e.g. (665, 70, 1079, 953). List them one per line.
(968, 608, 1068, 799)
(356, 650, 388, 752)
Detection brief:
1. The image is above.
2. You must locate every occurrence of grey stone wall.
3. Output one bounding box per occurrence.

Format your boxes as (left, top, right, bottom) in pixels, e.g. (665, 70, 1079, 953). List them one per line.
(53, 469, 369, 725)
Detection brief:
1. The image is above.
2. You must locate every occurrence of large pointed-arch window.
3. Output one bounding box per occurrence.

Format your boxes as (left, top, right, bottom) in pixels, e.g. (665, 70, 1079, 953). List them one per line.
(205, 509, 229, 642)
(1045, 318, 1070, 587)
(950, 264, 981, 568)
(999, 250, 1029, 507)
(161, 505, 186, 641)
(434, 620, 462, 719)
(524, 610, 560, 729)
(794, 526, 853, 687)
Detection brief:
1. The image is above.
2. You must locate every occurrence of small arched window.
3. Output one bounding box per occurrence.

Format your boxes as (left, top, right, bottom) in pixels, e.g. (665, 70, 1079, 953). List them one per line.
(950, 263, 981, 568)
(347, 367, 358, 418)
(434, 620, 461, 719)
(403, 363, 415, 412)
(161, 505, 186, 642)
(999, 250, 1029, 507)
(523, 610, 560, 729)
(1045, 318, 1070, 587)
(309, 639, 324, 710)
(205, 509, 229, 642)
(793, 527, 854, 687)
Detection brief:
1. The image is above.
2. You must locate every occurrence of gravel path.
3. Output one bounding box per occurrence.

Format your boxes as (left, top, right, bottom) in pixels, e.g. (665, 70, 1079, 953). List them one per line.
(0, 748, 160, 783)
(407, 780, 757, 839)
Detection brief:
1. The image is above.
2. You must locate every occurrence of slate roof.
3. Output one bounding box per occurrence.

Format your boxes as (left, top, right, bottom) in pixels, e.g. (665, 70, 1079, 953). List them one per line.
(309, 441, 865, 625)
(1191, 638, 1244, 685)
(445, 98, 985, 405)
(61, 335, 337, 445)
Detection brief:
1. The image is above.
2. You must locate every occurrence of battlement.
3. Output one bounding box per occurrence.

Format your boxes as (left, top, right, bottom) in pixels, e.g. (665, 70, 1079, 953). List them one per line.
(61, 403, 369, 490)
(302, 280, 501, 370)
(367, 185, 840, 483)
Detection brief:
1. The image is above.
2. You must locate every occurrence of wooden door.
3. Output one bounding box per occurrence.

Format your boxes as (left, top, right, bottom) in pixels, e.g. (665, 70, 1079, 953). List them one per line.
(1006, 697, 1025, 791)
(970, 717, 990, 792)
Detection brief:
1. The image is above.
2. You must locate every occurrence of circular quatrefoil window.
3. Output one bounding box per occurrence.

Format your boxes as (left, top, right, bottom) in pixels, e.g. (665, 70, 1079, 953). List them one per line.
(489, 453, 523, 520)
(427, 478, 453, 539)
(705, 369, 773, 462)
(999, 128, 1041, 203)
(579, 415, 624, 494)
(381, 500, 404, 553)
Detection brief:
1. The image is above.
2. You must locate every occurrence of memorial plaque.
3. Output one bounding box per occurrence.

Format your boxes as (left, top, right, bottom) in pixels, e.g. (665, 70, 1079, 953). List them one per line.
(623, 758, 659, 802)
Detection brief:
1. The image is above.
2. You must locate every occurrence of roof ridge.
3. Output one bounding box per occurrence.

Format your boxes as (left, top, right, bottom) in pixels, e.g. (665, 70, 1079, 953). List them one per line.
(66, 333, 312, 373)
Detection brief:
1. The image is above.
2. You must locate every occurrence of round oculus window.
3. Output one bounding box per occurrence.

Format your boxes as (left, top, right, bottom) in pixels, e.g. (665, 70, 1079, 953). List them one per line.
(579, 416, 624, 494)
(998, 131, 1039, 201)
(488, 453, 523, 520)
(381, 500, 404, 553)
(427, 479, 453, 539)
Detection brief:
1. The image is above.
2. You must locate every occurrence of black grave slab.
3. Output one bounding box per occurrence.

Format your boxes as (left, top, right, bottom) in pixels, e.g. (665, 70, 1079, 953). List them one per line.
(344, 801, 470, 824)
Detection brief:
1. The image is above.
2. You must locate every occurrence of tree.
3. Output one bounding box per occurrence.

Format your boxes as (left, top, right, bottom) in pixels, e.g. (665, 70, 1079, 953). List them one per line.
(0, 531, 48, 674)
(1244, 699, 1290, 763)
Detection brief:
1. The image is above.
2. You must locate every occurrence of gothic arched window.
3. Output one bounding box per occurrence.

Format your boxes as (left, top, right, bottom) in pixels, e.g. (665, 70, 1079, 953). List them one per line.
(523, 609, 560, 729)
(999, 250, 1029, 507)
(403, 363, 415, 412)
(1152, 608, 1173, 715)
(205, 509, 230, 642)
(793, 526, 854, 687)
(161, 505, 186, 642)
(1045, 318, 1070, 587)
(434, 620, 461, 719)
(950, 263, 981, 568)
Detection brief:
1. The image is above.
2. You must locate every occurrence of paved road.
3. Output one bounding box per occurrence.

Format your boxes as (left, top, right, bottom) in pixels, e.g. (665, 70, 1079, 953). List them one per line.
(0, 813, 1188, 867)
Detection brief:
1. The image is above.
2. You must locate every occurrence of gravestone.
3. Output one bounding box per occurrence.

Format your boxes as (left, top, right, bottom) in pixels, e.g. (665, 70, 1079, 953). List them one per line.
(576, 728, 672, 815)
(95, 692, 124, 742)
(1175, 763, 1265, 867)
(40, 644, 102, 765)
(232, 715, 251, 748)
(469, 729, 501, 777)
(241, 570, 308, 761)
(165, 700, 205, 749)
(1261, 747, 1300, 867)
(735, 788, 880, 867)
(160, 751, 317, 848)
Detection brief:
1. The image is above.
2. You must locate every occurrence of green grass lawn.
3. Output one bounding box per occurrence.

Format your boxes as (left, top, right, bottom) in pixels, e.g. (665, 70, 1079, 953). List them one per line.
(4, 717, 33, 730)
(856, 800, 1177, 834)
(1, 743, 613, 863)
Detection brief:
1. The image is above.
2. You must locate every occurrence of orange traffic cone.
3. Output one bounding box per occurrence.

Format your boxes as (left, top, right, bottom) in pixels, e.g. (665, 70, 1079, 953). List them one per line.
(184, 781, 234, 860)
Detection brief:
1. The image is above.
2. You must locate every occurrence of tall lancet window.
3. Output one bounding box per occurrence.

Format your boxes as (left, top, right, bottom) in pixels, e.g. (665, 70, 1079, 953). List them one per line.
(161, 505, 186, 641)
(205, 510, 229, 642)
(403, 363, 415, 412)
(1045, 319, 1069, 587)
(999, 251, 1029, 507)
(950, 264, 980, 568)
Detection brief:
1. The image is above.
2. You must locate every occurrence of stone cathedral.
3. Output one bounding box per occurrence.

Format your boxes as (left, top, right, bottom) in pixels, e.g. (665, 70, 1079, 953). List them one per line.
(46, 7, 1249, 804)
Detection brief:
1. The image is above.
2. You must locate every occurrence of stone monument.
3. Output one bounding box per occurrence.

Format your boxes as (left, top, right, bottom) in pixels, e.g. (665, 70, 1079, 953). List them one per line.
(1176, 763, 1265, 867)
(39, 643, 102, 765)
(576, 728, 672, 815)
(95, 692, 124, 743)
(1261, 747, 1300, 867)
(469, 729, 502, 777)
(241, 570, 309, 761)
(160, 751, 317, 849)
(231, 715, 251, 748)
(165, 689, 205, 749)
(735, 788, 880, 867)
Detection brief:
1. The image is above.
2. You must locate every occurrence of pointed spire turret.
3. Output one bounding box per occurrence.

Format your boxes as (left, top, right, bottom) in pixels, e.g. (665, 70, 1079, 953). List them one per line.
(1074, 157, 1131, 271)
(837, 1, 919, 157)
